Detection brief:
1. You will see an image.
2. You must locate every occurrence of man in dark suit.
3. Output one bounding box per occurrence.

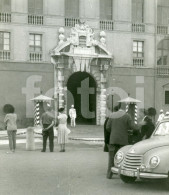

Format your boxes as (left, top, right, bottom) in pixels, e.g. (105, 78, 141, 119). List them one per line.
(106, 104, 137, 179)
(41, 105, 55, 152)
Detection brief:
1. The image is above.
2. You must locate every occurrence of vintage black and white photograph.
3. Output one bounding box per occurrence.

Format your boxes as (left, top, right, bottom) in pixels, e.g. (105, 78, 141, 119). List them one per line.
(0, 0, 169, 194)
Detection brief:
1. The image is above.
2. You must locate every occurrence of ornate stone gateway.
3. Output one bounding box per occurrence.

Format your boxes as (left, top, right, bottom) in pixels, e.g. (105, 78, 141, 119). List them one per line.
(50, 22, 113, 125)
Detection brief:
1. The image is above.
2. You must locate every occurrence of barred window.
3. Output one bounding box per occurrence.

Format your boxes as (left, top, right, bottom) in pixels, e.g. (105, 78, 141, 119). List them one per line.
(133, 41, 144, 58)
(0, 32, 10, 50)
(165, 91, 169, 104)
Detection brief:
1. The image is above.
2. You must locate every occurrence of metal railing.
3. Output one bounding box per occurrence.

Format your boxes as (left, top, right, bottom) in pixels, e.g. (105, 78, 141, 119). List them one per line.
(29, 52, 42, 62)
(157, 65, 169, 76)
(100, 20, 113, 31)
(0, 50, 10, 60)
(0, 12, 11, 23)
(65, 18, 80, 27)
(157, 25, 168, 35)
(28, 15, 43, 25)
(133, 58, 144, 67)
(132, 23, 145, 33)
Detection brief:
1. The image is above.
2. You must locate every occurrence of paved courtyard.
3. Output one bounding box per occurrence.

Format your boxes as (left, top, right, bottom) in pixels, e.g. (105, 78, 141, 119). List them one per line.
(0, 125, 169, 195)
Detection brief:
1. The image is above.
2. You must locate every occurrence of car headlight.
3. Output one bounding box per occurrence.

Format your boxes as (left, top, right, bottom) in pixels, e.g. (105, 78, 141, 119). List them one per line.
(149, 156, 160, 168)
(114, 151, 124, 164)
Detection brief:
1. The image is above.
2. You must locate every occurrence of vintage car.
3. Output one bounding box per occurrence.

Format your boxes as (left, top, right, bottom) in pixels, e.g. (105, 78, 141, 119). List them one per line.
(111, 118, 169, 187)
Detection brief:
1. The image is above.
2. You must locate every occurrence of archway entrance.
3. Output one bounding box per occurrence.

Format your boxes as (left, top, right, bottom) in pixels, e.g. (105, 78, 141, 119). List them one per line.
(67, 72, 96, 125)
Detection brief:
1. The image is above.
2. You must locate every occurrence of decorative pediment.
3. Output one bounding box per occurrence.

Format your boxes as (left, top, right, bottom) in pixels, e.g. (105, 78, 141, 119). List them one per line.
(50, 22, 112, 59)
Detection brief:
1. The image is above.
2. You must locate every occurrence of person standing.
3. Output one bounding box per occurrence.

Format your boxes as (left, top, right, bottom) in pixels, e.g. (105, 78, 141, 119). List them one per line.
(141, 116, 155, 139)
(156, 109, 165, 124)
(164, 111, 169, 119)
(4, 104, 17, 153)
(69, 105, 76, 127)
(106, 104, 137, 179)
(57, 108, 70, 152)
(41, 105, 55, 152)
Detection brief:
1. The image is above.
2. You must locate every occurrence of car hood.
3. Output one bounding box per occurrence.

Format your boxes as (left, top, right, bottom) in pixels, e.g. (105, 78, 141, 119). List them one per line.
(128, 136, 169, 155)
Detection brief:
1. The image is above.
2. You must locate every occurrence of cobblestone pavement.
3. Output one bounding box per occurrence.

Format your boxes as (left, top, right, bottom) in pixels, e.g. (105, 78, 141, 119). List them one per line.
(0, 126, 169, 195)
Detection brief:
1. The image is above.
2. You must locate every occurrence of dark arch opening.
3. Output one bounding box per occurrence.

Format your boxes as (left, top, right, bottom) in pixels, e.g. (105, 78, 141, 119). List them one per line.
(67, 72, 96, 125)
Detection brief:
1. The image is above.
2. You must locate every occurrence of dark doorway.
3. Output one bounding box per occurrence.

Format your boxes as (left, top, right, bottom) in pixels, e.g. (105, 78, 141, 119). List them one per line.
(67, 72, 96, 125)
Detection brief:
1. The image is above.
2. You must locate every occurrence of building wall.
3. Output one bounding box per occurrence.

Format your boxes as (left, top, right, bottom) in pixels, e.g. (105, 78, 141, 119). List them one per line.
(0, 62, 53, 129)
(0, 0, 168, 127)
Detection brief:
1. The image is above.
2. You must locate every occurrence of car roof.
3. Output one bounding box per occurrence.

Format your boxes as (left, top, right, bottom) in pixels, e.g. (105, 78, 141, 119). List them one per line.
(159, 118, 169, 123)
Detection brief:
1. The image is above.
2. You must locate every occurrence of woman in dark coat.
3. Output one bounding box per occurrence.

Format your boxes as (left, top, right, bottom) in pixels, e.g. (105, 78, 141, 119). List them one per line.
(141, 116, 155, 139)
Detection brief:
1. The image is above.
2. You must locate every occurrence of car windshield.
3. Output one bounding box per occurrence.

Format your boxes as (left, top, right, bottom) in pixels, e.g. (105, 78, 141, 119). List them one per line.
(154, 121, 169, 136)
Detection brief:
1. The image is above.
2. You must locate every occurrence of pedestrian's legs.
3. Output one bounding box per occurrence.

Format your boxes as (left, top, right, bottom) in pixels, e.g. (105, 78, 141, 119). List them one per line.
(107, 150, 115, 179)
(49, 129, 54, 152)
(71, 118, 73, 127)
(12, 130, 17, 151)
(63, 143, 65, 152)
(42, 131, 48, 152)
(107, 144, 123, 179)
(73, 117, 76, 127)
(7, 131, 13, 151)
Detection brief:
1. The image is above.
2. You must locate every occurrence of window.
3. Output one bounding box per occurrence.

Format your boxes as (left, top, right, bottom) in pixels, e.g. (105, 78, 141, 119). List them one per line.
(29, 34, 42, 52)
(157, 0, 169, 25)
(133, 41, 144, 58)
(28, 0, 43, 15)
(100, 0, 112, 20)
(0, 0, 11, 12)
(157, 38, 169, 66)
(0, 31, 10, 60)
(0, 32, 10, 51)
(0, 0, 11, 22)
(132, 0, 144, 23)
(165, 91, 169, 104)
(133, 41, 144, 66)
(100, 0, 113, 30)
(28, 0, 43, 25)
(65, 0, 79, 17)
(29, 34, 42, 61)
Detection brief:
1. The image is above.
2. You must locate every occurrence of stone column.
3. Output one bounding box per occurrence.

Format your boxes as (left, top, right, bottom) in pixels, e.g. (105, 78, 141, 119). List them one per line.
(100, 72, 106, 125)
(57, 67, 65, 109)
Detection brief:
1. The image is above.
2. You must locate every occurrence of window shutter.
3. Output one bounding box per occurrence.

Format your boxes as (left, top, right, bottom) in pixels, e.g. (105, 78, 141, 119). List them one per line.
(0, 0, 11, 12)
(157, 0, 169, 25)
(35, 0, 43, 15)
(28, 0, 35, 14)
(28, 0, 43, 14)
(132, 0, 144, 23)
(165, 91, 169, 104)
(100, 0, 112, 20)
(0, 32, 4, 50)
(65, 0, 79, 17)
(106, 0, 112, 20)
